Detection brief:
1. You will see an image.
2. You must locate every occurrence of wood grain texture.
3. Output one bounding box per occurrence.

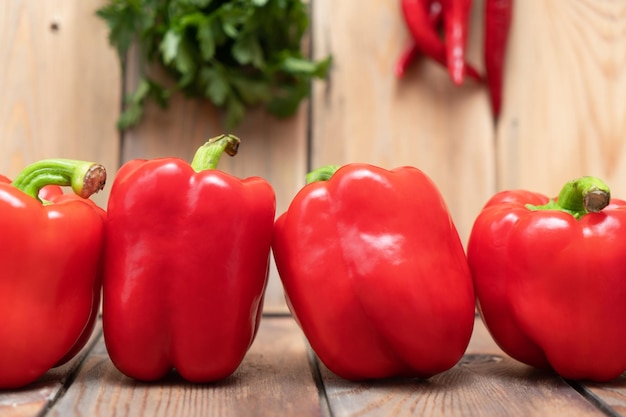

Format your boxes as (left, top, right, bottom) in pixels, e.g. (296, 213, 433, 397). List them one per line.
(0, 0, 121, 208)
(310, 0, 496, 245)
(497, 0, 626, 197)
(0, 323, 102, 417)
(47, 317, 323, 417)
(578, 378, 626, 416)
(314, 318, 606, 417)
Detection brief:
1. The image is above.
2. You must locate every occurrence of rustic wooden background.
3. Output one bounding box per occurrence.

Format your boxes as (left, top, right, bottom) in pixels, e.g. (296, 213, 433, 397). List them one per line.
(2, 0, 625, 312)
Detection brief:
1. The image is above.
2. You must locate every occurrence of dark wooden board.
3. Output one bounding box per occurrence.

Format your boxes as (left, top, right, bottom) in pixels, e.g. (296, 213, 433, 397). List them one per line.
(576, 378, 626, 416)
(314, 318, 608, 417)
(46, 316, 323, 417)
(4, 316, 625, 417)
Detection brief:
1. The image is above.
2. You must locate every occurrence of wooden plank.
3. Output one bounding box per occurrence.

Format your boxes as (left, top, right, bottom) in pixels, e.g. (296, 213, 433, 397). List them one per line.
(497, 0, 626, 198)
(310, 0, 496, 245)
(0, 323, 102, 417)
(120, 53, 307, 313)
(47, 316, 324, 417)
(314, 317, 607, 417)
(576, 379, 626, 416)
(0, 0, 121, 208)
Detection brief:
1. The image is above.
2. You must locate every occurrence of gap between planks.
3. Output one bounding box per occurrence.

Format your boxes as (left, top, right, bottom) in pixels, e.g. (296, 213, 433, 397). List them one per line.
(3, 315, 626, 417)
(310, 316, 623, 417)
(0, 322, 102, 417)
(43, 315, 323, 417)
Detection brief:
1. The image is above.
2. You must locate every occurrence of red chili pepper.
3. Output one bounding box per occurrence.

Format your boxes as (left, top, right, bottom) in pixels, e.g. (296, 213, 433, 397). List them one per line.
(395, 0, 441, 78)
(395, 43, 421, 78)
(103, 134, 275, 383)
(440, 0, 473, 85)
(272, 164, 475, 380)
(468, 176, 626, 381)
(484, 0, 513, 118)
(398, 0, 481, 83)
(400, 0, 443, 60)
(0, 160, 106, 389)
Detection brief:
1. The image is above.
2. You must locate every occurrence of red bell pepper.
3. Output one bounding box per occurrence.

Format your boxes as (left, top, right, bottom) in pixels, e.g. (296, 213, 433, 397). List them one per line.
(272, 164, 475, 380)
(468, 176, 626, 381)
(0, 159, 106, 389)
(103, 134, 275, 383)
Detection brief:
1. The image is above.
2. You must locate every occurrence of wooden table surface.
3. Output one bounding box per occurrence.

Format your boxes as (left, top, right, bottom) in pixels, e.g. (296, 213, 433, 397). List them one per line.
(2, 315, 626, 417)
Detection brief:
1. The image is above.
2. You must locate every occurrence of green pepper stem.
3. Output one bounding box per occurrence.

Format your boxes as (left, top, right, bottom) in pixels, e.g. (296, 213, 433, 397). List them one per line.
(11, 159, 107, 201)
(526, 176, 610, 219)
(306, 165, 341, 184)
(190, 134, 240, 172)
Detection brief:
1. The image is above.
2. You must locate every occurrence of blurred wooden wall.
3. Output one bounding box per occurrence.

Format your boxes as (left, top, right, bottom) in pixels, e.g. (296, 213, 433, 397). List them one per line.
(2, 0, 626, 312)
(0, 0, 120, 208)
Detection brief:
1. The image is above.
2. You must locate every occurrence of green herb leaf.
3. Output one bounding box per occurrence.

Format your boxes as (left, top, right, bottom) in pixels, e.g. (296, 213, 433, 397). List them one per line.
(96, 0, 331, 131)
(282, 55, 332, 78)
(173, 38, 196, 86)
(97, 0, 146, 59)
(200, 67, 230, 105)
(232, 35, 264, 67)
(160, 29, 182, 64)
(117, 77, 171, 130)
(197, 21, 216, 61)
(267, 82, 308, 118)
(231, 74, 272, 105)
(188, 0, 212, 7)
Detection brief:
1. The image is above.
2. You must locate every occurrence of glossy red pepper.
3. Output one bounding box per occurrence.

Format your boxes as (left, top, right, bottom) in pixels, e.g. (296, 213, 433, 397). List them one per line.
(398, 0, 481, 83)
(468, 177, 626, 381)
(441, 0, 473, 85)
(103, 134, 275, 383)
(396, 0, 442, 78)
(0, 160, 106, 389)
(484, 0, 513, 118)
(272, 164, 475, 380)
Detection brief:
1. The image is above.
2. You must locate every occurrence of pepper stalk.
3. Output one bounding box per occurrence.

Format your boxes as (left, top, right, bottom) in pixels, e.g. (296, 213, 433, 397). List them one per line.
(190, 134, 240, 172)
(526, 176, 610, 219)
(11, 159, 107, 202)
(305, 165, 341, 184)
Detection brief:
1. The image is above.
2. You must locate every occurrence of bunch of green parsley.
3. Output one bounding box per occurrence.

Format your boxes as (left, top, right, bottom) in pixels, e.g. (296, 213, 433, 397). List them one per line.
(97, 0, 331, 130)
